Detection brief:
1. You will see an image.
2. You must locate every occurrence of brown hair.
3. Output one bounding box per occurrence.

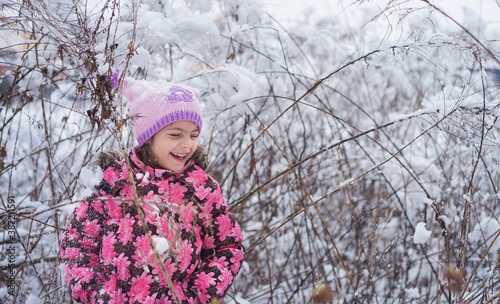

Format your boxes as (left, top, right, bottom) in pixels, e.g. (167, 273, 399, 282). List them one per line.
(140, 139, 209, 170)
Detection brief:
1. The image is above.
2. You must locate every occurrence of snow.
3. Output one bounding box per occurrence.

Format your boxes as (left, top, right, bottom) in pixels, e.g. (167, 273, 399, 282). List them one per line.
(338, 177, 355, 188)
(227, 297, 252, 304)
(438, 215, 450, 228)
(413, 222, 432, 244)
(469, 217, 500, 253)
(142, 171, 150, 183)
(244, 221, 263, 231)
(59, 200, 78, 217)
(405, 287, 420, 298)
(79, 166, 104, 198)
(379, 218, 399, 242)
(95, 53, 109, 75)
(130, 47, 151, 68)
(25, 295, 41, 304)
(79, 166, 103, 188)
(2, 0, 500, 302)
(152, 236, 170, 255)
(15, 228, 29, 238)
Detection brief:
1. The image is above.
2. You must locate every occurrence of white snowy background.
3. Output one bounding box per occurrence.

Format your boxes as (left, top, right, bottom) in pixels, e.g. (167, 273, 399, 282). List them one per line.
(0, 0, 499, 303)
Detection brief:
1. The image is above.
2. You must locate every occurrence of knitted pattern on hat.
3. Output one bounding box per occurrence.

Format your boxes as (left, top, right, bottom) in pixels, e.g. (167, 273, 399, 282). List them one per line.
(122, 78, 203, 146)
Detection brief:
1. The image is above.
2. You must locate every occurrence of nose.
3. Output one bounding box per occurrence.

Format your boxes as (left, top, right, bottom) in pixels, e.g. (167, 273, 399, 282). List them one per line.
(181, 136, 191, 149)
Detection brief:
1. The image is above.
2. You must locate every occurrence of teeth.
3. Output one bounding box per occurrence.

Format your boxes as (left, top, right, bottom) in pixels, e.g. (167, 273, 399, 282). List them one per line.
(172, 153, 187, 159)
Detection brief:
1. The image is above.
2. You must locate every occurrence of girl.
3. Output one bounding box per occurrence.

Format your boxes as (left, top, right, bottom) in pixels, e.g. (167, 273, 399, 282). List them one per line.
(60, 78, 245, 304)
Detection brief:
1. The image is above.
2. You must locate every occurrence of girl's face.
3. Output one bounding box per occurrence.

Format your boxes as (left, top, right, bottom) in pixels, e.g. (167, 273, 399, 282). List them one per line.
(150, 120, 199, 172)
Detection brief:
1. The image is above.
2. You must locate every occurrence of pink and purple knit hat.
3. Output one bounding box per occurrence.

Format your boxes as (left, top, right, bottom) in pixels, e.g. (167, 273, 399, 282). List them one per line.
(122, 77, 203, 146)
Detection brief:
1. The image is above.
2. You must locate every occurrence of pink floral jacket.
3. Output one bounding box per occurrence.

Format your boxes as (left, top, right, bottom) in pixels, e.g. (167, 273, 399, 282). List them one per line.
(60, 147, 244, 304)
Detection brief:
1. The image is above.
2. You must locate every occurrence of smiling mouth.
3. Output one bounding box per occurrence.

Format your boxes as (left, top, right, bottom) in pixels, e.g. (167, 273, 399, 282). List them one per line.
(171, 152, 188, 162)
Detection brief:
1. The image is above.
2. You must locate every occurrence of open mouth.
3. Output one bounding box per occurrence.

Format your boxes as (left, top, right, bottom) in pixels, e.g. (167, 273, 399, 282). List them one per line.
(170, 152, 188, 162)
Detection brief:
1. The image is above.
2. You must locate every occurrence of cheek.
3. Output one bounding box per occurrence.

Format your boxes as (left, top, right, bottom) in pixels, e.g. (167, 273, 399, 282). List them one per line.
(155, 139, 174, 151)
(152, 141, 170, 159)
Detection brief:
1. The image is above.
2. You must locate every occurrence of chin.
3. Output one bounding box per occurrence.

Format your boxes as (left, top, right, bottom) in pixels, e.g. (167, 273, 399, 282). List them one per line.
(168, 163, 185, 172)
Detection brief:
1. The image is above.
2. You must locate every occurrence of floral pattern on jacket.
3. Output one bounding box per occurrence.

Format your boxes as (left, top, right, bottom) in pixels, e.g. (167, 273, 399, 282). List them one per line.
(60, 147, 244, 304)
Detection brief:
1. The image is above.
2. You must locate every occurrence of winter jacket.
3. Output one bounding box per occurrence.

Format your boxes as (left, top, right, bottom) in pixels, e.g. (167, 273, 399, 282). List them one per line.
(60, 147, 244, 304)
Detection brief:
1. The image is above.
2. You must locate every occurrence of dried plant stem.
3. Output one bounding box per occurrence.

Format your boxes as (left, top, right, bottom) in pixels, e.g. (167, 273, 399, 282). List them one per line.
(248, 106, 362, 303)
(459, 230, 500, 303)
(458, 60, 488, 272)
(221, 50, 380, 187)
(421, 0, 500, 67)
(120, 143, 182, 304)
(482, 291, 500, 304)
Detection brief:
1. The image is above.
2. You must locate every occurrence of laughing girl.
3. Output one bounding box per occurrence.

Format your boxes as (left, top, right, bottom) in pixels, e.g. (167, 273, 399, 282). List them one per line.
(60, 78, 245, 304)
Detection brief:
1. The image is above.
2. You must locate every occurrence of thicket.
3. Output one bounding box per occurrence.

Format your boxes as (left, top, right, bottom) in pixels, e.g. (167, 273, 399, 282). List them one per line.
(0, 0, 499, 303)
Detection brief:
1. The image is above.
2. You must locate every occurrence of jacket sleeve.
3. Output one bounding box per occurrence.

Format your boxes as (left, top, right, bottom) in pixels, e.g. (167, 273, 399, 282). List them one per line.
(60, 197, 107, 304)
(186, 180, 245, 303)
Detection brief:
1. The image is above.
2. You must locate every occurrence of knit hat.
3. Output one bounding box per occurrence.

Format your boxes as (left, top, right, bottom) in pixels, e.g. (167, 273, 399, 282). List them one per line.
(122, 78, 203, 146)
